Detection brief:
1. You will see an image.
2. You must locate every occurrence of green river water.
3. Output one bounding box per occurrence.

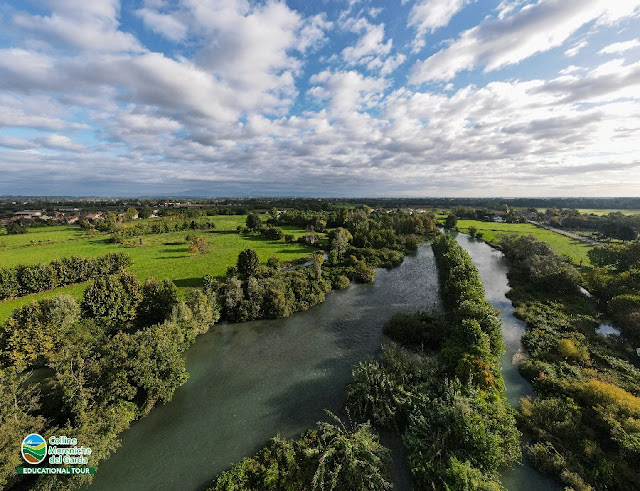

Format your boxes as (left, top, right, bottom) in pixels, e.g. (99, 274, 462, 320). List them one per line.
(91, 237, 559, 490)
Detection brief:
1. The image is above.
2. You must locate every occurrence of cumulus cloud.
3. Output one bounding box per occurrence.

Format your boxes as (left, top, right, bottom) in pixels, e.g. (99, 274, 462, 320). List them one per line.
(12, 0, 143, 52)
(341, 17, 392, 64)
(410, 0, 640, 83)
(0, 0, 639, 197)
(406, 0, 473, 52)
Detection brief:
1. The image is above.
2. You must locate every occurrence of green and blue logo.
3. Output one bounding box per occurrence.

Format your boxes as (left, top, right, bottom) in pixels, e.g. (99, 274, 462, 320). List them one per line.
(21, 434, 47, 465)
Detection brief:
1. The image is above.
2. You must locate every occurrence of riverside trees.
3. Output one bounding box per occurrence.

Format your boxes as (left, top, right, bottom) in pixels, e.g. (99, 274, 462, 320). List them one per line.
(345, 235, 520, 489)
(209, 414, 391, 491)
(499, 234, 640, 490)
(0, 271, 220, 489)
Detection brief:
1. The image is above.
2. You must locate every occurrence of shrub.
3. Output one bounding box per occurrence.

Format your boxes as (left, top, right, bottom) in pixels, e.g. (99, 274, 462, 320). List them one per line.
(334, 275, 351, 290)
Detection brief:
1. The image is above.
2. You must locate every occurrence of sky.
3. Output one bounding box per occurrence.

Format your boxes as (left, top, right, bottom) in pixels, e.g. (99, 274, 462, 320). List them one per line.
(1, 0, 639, 197)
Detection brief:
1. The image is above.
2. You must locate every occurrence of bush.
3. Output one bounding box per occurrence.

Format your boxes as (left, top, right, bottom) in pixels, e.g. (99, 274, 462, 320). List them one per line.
(334, 275, 351, 290)
(609, 294, 640, 340)
(209, 415, 391, 491)
(5, 222, 28, 234)
(382, 311, 445, 349)
(353, 259, 376, 283)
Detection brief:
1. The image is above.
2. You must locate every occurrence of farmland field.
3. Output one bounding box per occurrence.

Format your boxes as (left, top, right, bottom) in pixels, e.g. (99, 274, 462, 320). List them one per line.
(0, 216, 315, 322)
(528, 208, 640, 216)
(456, 219, 594, 265)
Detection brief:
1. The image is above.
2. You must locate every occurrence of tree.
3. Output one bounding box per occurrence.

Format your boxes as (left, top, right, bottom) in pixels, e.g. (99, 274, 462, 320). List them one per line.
(314, 218, 327, 232)
(237, 248, 260, 280)
(186, 234, 210, 255)
(1, 295, 79, 370)
(125, 207, 139, 221)
(329, 227, 353, 260)
(246, 213, 262, 230)
(353, 259, 376, 283)
(139, 206, 153, 219)
(444, 214, 458, 229)
(5, 222, 27, 234)
(99, 322, 189, 415)
(137, 278, 179, 327)
(468, 226, 477, 238)
(81, 272, 143, 333)
(305, 413, 391, 491)
(0, 367, 45, 488)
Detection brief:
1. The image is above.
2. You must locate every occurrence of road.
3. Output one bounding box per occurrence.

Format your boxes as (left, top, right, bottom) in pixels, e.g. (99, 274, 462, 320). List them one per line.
(527, 220, 604, 246)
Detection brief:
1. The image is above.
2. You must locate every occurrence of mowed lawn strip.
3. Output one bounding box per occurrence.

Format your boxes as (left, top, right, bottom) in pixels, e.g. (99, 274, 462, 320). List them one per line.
(456, 219, 594, 265)
(0, 215, 315, 322)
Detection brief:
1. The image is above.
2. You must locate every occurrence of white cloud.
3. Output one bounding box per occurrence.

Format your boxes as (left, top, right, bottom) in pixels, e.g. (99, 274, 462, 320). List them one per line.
(39, 134, 85, 152)
(12, 1, 142, 52)
(0, 136, 35, 150)
(599, 39, 640, 54)
(406, 0, 473, 52)
(297, 14, 333, 53)
(341, 18, 392, 64)
(309, 70, 387, 116)
(565, 40, 587, 57)
(135, 7, 188, 42)
(410, 0, 640, 84)
(1, 0, 640, 196)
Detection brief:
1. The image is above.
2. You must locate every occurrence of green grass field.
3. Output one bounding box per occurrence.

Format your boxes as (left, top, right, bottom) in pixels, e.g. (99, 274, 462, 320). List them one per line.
(456, 220, 594, 266)
(0, 216, 315, 322)
(576, 209, 640, 216)
(0, 225, 92, 248)
(528, 208, 640, 216)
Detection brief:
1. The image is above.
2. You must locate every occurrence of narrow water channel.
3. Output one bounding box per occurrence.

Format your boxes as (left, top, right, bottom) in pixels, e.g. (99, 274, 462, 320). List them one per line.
(450, 231, 561, 490)
(90, 244, 440, 491)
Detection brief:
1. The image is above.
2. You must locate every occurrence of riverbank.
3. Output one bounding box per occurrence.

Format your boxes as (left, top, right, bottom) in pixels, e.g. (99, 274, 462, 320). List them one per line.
(496, 234, 640, 489)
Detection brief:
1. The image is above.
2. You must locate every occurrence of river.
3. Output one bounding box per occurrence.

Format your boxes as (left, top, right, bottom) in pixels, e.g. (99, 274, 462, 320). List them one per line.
(450, 231, 561, 490)
(91, 235, 559, 490)
(90, 244, 439, 491)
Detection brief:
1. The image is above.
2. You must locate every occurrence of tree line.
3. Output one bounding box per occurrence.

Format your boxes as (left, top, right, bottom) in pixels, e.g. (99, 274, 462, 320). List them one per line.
(345, 234, 521, 489)
(0, 252, 131, 300)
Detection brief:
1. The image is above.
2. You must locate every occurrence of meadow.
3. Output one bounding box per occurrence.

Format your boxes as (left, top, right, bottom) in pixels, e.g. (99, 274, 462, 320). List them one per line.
(530, 208, 640, 216)
(0, 215, 314, 322)
(456, 219, 594, 265)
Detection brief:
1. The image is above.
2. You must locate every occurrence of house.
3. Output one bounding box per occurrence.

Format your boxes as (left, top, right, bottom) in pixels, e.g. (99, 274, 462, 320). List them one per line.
(84, 213, 103, 222)
(12, 210, 42, 220)
(492, 216, 504, 223)
(67, 215, 80, 224)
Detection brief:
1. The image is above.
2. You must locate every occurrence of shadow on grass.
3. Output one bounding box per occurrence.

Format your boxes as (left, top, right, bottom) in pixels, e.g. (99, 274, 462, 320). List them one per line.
(163, 241, 185, 246)
(173, 277, 203, 288)
(155, 255, 190, 259)
(158, 247, 190, 254)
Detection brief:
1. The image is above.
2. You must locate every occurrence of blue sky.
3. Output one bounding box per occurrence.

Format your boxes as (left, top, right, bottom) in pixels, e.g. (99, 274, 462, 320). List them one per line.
(1, 0, 639, 197)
